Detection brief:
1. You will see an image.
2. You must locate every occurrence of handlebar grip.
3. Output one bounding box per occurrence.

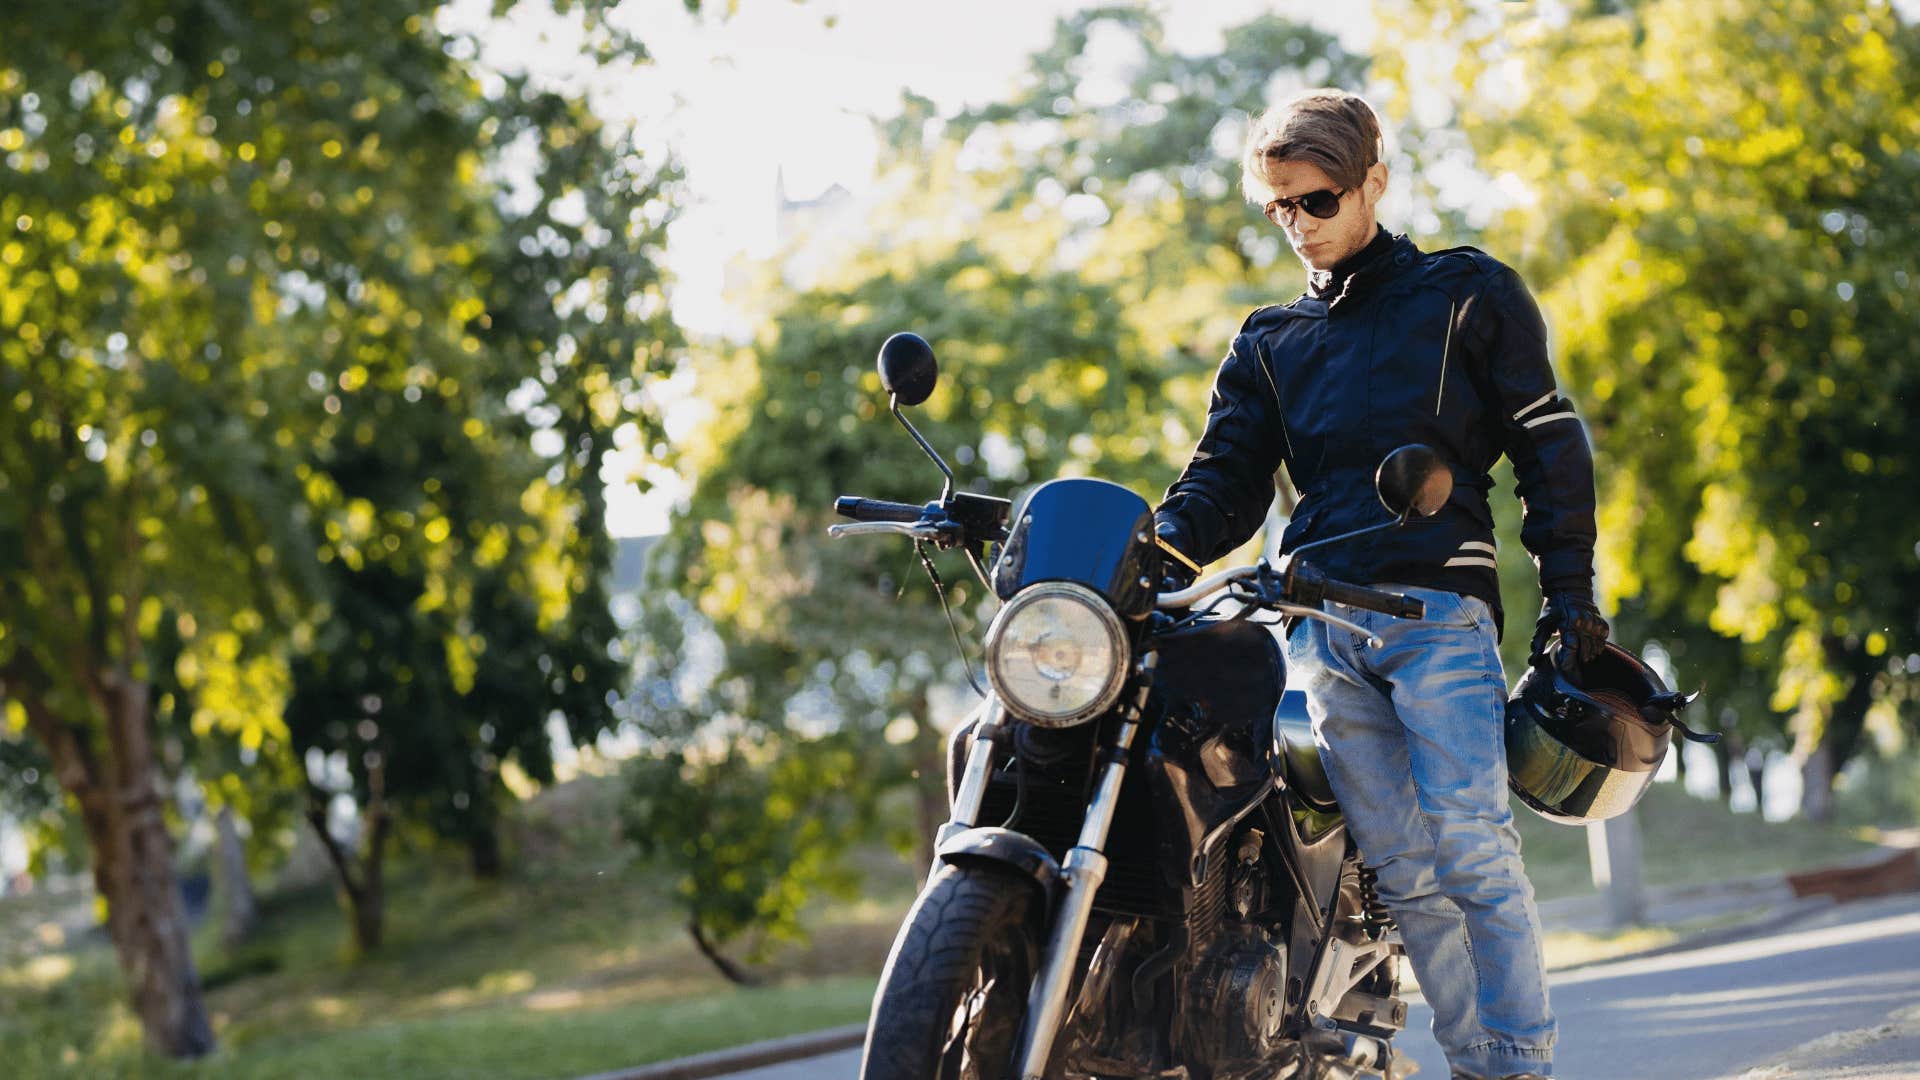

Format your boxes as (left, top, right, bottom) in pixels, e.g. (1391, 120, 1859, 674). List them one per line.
(1321, 578, 1425, 620)
(834, 496, 927, 523)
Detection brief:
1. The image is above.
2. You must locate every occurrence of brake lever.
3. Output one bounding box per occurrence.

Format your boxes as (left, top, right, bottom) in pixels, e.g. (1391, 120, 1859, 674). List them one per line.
(827, 521, 946, 540)
(1271, 602, 1382, 648)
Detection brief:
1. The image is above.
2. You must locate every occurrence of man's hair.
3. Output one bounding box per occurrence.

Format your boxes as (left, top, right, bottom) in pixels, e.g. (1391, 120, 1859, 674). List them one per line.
(1240, 89, 1384, 201)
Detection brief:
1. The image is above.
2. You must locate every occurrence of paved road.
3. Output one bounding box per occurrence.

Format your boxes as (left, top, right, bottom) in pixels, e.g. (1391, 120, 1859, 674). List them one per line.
(1400, 892, 1920, 1079)
(724, 894, 1920, 1080)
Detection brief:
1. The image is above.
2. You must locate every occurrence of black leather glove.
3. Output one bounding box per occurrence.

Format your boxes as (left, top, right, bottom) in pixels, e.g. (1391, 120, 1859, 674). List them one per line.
(1532, 589, 1610, 664)
(1153, 518, 1202, 591)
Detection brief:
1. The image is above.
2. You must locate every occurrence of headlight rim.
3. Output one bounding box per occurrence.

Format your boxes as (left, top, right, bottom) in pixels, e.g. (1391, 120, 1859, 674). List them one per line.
(983, 580, 1129, 728)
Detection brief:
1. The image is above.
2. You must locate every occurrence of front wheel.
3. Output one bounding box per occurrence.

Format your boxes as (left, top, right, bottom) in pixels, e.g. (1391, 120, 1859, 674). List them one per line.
(860, 863, 1043, 1080)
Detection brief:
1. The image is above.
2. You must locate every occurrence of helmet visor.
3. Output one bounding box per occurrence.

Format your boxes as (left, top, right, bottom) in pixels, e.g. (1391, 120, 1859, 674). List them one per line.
(1506, 708, 1659, 824)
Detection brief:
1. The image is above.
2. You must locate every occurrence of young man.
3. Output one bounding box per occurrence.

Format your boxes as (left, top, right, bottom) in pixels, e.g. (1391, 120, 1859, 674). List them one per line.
(1154, 90, 1608, 1080)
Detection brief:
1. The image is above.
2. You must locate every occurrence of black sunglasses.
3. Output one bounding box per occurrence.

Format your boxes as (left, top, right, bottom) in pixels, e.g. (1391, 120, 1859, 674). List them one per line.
(1263, 187, 1348, 225)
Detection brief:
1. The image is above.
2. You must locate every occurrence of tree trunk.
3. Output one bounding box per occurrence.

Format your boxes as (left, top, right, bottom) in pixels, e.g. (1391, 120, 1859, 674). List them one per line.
(1799, 639, 1877, 823)
(305, 753, 391, 954)
(1746, 745, 1768, 815)
(1799, 742, 1835, 823)
(214, 805, 257, 948)
(467, 818, 503, 880)
(21, 678, 215, 1058)
(909, 687, 945, 871)
(1713, 731, 1739, 806)
(466, 777, 503, 880)
(688, 917, 760, 986)
(351, 874, 385, 952)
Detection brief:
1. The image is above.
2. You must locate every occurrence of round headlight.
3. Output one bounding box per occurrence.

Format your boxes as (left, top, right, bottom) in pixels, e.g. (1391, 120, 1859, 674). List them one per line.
(984, 582, 1128, 727)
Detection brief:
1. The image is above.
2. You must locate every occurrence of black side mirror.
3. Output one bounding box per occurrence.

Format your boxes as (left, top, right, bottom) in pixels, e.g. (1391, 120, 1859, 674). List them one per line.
(878, 332, 938, 407)
(875, 331, 955, 498)
(1376, 444, 1452, 520)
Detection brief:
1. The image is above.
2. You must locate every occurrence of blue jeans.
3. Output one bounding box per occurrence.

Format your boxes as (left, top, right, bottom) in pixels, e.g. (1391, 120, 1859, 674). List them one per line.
(1283, 583, 1555, 1078)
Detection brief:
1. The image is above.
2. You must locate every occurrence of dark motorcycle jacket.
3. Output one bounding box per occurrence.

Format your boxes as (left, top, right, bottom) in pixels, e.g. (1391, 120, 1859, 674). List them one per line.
(1156, 228, 1598, 633)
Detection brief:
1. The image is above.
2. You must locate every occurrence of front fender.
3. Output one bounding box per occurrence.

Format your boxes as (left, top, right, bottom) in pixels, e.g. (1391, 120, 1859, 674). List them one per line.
(937, 826, 1062, 898)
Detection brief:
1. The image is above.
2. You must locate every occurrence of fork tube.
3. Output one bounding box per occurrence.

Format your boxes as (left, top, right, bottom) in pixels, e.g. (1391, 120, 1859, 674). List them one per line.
(1013, 656, 1156, 1079)
(935, 699, 1005, 855)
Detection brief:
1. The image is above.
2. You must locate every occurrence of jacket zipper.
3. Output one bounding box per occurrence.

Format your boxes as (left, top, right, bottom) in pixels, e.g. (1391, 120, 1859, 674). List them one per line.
(1256, 341, 1296, 460)
(1434, 300, 1456, 416)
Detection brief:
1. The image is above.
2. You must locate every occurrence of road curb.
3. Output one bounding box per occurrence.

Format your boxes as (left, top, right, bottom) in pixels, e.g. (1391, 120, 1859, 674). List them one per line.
(569, 1024, 865, 1080)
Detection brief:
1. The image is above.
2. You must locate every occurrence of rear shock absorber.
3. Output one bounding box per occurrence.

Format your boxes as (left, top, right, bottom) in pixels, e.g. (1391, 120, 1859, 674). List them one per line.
(1355, 865, 1393, 929)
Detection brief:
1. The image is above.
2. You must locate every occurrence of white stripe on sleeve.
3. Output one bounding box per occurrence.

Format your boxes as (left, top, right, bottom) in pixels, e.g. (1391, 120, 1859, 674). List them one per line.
(1521, 410, 1579, 430)
(1512, 390, 1557, 420)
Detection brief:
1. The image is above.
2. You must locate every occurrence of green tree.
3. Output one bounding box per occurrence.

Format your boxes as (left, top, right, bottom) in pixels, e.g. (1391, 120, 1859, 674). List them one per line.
(1392, 0, 1920, 815)
(629, 247, 1156, 976)
(0, 0, 675, 1050)
(630, 8, 1367, 970)
(622, 732, 874, 985)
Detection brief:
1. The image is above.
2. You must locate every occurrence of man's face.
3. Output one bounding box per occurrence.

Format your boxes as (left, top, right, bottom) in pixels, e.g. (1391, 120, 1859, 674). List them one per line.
(1254, 158, 1386, 273)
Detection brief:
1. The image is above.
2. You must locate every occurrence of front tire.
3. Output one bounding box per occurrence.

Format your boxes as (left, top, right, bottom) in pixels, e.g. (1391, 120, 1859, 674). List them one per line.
(860, 863, 1043, 1080)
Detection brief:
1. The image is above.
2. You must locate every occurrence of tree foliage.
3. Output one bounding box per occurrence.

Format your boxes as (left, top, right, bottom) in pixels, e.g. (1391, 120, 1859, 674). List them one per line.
(621, 733, 873, 984)
(1388, 0, 1920, 811)
(0, 0, 676, 1049)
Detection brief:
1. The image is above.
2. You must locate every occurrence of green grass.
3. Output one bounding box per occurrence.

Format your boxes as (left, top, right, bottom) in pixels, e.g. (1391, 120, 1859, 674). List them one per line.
(0, 772, 1892, 1079)
(0, 772, 912, 1080)
(0, 955, 878, 1080)
(1509, 779, 1887, 901)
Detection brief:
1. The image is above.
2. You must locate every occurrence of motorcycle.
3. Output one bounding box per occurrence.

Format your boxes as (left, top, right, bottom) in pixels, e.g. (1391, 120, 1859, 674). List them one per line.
(838, 332, 1452, 1080)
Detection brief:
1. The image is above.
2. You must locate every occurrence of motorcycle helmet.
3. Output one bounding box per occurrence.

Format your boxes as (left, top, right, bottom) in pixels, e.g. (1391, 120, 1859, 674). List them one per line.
(1505, 639, 1707, 825)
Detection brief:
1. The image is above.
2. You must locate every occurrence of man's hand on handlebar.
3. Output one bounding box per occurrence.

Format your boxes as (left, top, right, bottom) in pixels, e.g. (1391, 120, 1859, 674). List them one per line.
(1278, 561, 1425, 620)
(1153, 556, 1424, 625)
(1153, 520, 1202, 592)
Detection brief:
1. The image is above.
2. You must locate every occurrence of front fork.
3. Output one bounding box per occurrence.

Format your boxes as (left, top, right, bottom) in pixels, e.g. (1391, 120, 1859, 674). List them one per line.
(930, 654, 1158, 1080)
(935, 696, 1007, 854)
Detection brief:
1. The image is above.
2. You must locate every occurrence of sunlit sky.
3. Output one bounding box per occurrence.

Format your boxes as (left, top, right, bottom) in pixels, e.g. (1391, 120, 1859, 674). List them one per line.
(446, 0, 1377, 537)
(620, 0, 1374, 334)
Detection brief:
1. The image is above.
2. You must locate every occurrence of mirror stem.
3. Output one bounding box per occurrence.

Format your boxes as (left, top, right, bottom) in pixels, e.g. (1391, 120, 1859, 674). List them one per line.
(1284, 517, 1401, 567)
(891, 396, 955, 502)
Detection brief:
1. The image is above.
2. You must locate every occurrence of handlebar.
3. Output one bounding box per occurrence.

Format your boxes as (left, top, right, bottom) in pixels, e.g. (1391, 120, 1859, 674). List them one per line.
(830, 491, 1011, 552)
(1153, 560, 1424, 621)
(830, 489, 1011, 593)
(1320, 578, 1425, 620)
(1277, 561, 1425, 620)
(834, 496, 929, 523)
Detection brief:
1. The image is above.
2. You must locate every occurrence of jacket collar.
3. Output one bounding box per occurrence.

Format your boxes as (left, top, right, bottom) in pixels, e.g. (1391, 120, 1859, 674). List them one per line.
(1307, 228, 1417, 308)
